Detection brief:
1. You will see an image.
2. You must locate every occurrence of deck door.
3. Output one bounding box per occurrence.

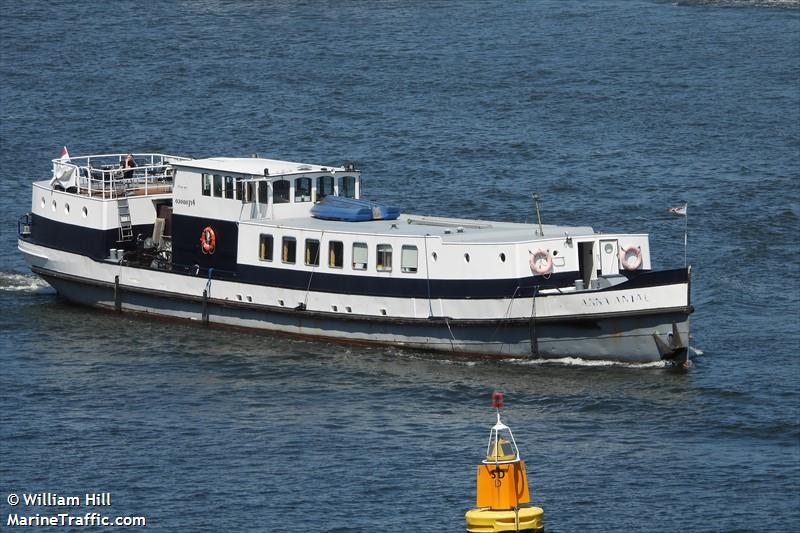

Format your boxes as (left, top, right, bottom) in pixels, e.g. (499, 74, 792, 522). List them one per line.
(599, 239, 619, 276)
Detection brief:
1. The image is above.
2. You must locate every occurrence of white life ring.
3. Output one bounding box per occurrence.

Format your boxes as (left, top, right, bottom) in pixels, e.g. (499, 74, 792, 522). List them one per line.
(619, 245, 642, 271)
(529, 249, 553, 275)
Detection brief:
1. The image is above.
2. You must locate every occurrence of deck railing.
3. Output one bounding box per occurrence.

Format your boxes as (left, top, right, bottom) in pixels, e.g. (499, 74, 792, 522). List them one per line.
(51, 153, 190, 200)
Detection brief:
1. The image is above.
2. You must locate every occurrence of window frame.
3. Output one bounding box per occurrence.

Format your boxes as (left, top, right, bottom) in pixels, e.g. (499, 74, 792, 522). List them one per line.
(282, 236, 297, 264)
(401, 245, 419, 274)
(329, 240, 344, 269)
(305, 238, 320, 267)
(294, 177, 312, 203)
(338, 175, 357, 198)
(317, 175, 334, 201)
(352, 242, 368, 271)
(213, 174, 223, 197)
(202, 173, 212, 196)
(376, 244, 393, 272)
(273, 179, 291, 204)
(259, 234, 274, 262)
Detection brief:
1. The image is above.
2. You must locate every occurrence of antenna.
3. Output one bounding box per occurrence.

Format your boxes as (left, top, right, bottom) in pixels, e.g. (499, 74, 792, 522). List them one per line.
(532, 193, 544, 237)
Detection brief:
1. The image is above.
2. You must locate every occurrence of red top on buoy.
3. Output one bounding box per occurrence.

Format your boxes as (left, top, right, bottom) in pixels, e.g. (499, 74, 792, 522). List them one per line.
(492, 391, 504, 409)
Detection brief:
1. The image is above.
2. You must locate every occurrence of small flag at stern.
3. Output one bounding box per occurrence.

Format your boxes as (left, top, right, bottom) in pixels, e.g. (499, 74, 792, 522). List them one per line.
(669, 203, 687, 216)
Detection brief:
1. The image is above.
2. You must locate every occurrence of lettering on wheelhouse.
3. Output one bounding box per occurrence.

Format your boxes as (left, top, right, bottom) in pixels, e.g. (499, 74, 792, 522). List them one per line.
(582, 292, 649, 307)
(174, 198, 195, 207)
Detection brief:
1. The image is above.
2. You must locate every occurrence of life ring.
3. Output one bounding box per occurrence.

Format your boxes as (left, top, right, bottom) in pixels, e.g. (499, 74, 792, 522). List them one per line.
(619, 245, 642, 271)
(200, 226, 216, 255)
(529, 249, 553, 275)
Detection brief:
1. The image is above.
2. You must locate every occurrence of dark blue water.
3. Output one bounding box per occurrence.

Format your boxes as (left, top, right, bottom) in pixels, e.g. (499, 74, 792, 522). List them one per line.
(2, 1, 799, 531)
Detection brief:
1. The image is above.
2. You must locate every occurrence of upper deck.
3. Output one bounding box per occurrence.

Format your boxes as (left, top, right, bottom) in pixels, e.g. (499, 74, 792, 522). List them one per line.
(50, 153, 189, 200)
(244, 214, 597, 244)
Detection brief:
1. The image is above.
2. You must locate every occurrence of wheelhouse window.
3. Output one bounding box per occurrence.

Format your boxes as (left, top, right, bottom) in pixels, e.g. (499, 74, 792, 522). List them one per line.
(257, 181, 269, 204)
(401, 245, 418, 273)
(338, 175, 357, 198)
(259, 234, 273, 261)
(213, 174, 223, 197)
(244, 181, 255, 203)
(202, 173, 212, 196)
(376, 244, 392, 272)
(273, 179, 290, 204)
(235, 177, 244, 200)
(295, 177, 312, 202)
(329, 241, 343, 268)
(352, 242, 368, 270)
(224, 175, 234, 199)
(317, 176, 334, 201)
(305, 239, 320, 266)
(282, 236, 296, 263)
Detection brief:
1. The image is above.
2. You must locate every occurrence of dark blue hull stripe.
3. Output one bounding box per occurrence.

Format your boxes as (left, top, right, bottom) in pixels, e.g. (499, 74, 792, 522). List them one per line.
(25, 214, 689, 300)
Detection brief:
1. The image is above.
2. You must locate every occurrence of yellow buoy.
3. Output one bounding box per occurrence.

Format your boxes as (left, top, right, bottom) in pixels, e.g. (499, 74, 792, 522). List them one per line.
(465, 392, 544, 533)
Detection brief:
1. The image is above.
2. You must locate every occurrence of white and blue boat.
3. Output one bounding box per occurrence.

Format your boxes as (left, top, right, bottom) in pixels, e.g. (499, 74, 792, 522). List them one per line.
(17, 152, 692, 364)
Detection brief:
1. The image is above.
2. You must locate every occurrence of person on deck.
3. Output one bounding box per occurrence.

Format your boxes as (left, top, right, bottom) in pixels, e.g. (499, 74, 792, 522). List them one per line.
(122, 153, 136, 179)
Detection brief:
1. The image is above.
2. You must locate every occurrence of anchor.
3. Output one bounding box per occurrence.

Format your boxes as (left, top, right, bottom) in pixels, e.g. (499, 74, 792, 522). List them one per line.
(653, 322, 690, 368)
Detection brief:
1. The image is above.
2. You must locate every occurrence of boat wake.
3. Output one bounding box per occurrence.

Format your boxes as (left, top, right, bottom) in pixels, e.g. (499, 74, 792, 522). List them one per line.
(0, 271, 53, 293)
(510, 357, 669, 369)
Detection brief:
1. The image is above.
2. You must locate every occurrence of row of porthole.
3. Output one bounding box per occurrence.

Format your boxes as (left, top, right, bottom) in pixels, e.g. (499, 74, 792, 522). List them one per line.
(430, 251, 507, 264)
(41, 197, 88, 217)
(235, 294, 387, 316)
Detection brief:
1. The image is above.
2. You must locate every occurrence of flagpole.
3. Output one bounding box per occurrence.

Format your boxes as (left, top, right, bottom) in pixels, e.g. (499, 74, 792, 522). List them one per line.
(684, 204, 688, 267)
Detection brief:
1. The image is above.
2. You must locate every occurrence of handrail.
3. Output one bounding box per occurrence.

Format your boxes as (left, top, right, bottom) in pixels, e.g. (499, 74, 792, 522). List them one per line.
(51, 153, 189, 200)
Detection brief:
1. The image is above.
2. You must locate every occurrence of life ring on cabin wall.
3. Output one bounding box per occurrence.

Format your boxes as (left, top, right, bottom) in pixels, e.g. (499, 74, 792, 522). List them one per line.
(619, 245, 642, 271)
(200, 226, 216, 255)
(529, 249, 553, 275)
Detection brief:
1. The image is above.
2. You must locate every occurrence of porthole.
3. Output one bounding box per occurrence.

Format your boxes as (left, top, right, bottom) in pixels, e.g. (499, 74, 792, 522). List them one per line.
(64, 203, 70, 215)
(40, 197, 45, 209)
(464, 253, 470, 263)
(51, 200, 56, 212)
(499, 252, 506, 262)
(431, 252, 438, 262)
(82, 206, 88, 218)
(553, 250, 558, 256)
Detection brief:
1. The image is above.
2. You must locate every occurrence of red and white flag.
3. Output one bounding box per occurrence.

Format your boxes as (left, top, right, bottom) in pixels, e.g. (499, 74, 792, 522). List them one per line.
(59, 146, 70, 162)
(669, 203, 687, 216)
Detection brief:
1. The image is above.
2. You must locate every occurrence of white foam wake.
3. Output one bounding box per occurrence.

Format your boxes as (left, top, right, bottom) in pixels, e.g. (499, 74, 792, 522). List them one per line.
(509, 357, 669, 368)
(0, 271, 53, 293)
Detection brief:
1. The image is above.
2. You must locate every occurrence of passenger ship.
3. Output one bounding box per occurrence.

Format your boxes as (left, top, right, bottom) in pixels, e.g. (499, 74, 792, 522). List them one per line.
(17, 152, 692, 364)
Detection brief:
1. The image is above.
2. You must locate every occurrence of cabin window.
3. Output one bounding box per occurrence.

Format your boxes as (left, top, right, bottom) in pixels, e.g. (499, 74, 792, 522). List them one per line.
(259, 234, 273, 261)
(329, 241, 343, 268)
(274, 179, 290, 204)
(376, 244, 393, 272)
(224, 176, 234, 199)
(294, 177, 312, 202)
(202, 173, 212, 196)
(244, 181, 255, 203)
(282, 236, 296, 263)
(352, 242, 368, 270)
(401, 245, 418, 273)
(317, 176, 334, 201)
(257, 181, 269, 204)
(213, 174, 223, 197)
(305, 239, 320, 266)
(338, 175, 356, 198)
(235, 178, 244, 201)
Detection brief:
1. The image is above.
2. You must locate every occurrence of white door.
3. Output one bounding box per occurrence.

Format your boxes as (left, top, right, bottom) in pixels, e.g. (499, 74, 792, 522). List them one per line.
(600, 239, 619, 276)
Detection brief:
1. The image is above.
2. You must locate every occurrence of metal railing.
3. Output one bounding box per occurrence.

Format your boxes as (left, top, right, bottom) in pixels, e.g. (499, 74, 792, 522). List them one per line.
(51, 153, 190, 200)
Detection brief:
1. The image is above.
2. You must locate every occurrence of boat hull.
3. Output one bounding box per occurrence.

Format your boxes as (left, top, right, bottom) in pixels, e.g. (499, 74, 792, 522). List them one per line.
(20, 240, 691, 364)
